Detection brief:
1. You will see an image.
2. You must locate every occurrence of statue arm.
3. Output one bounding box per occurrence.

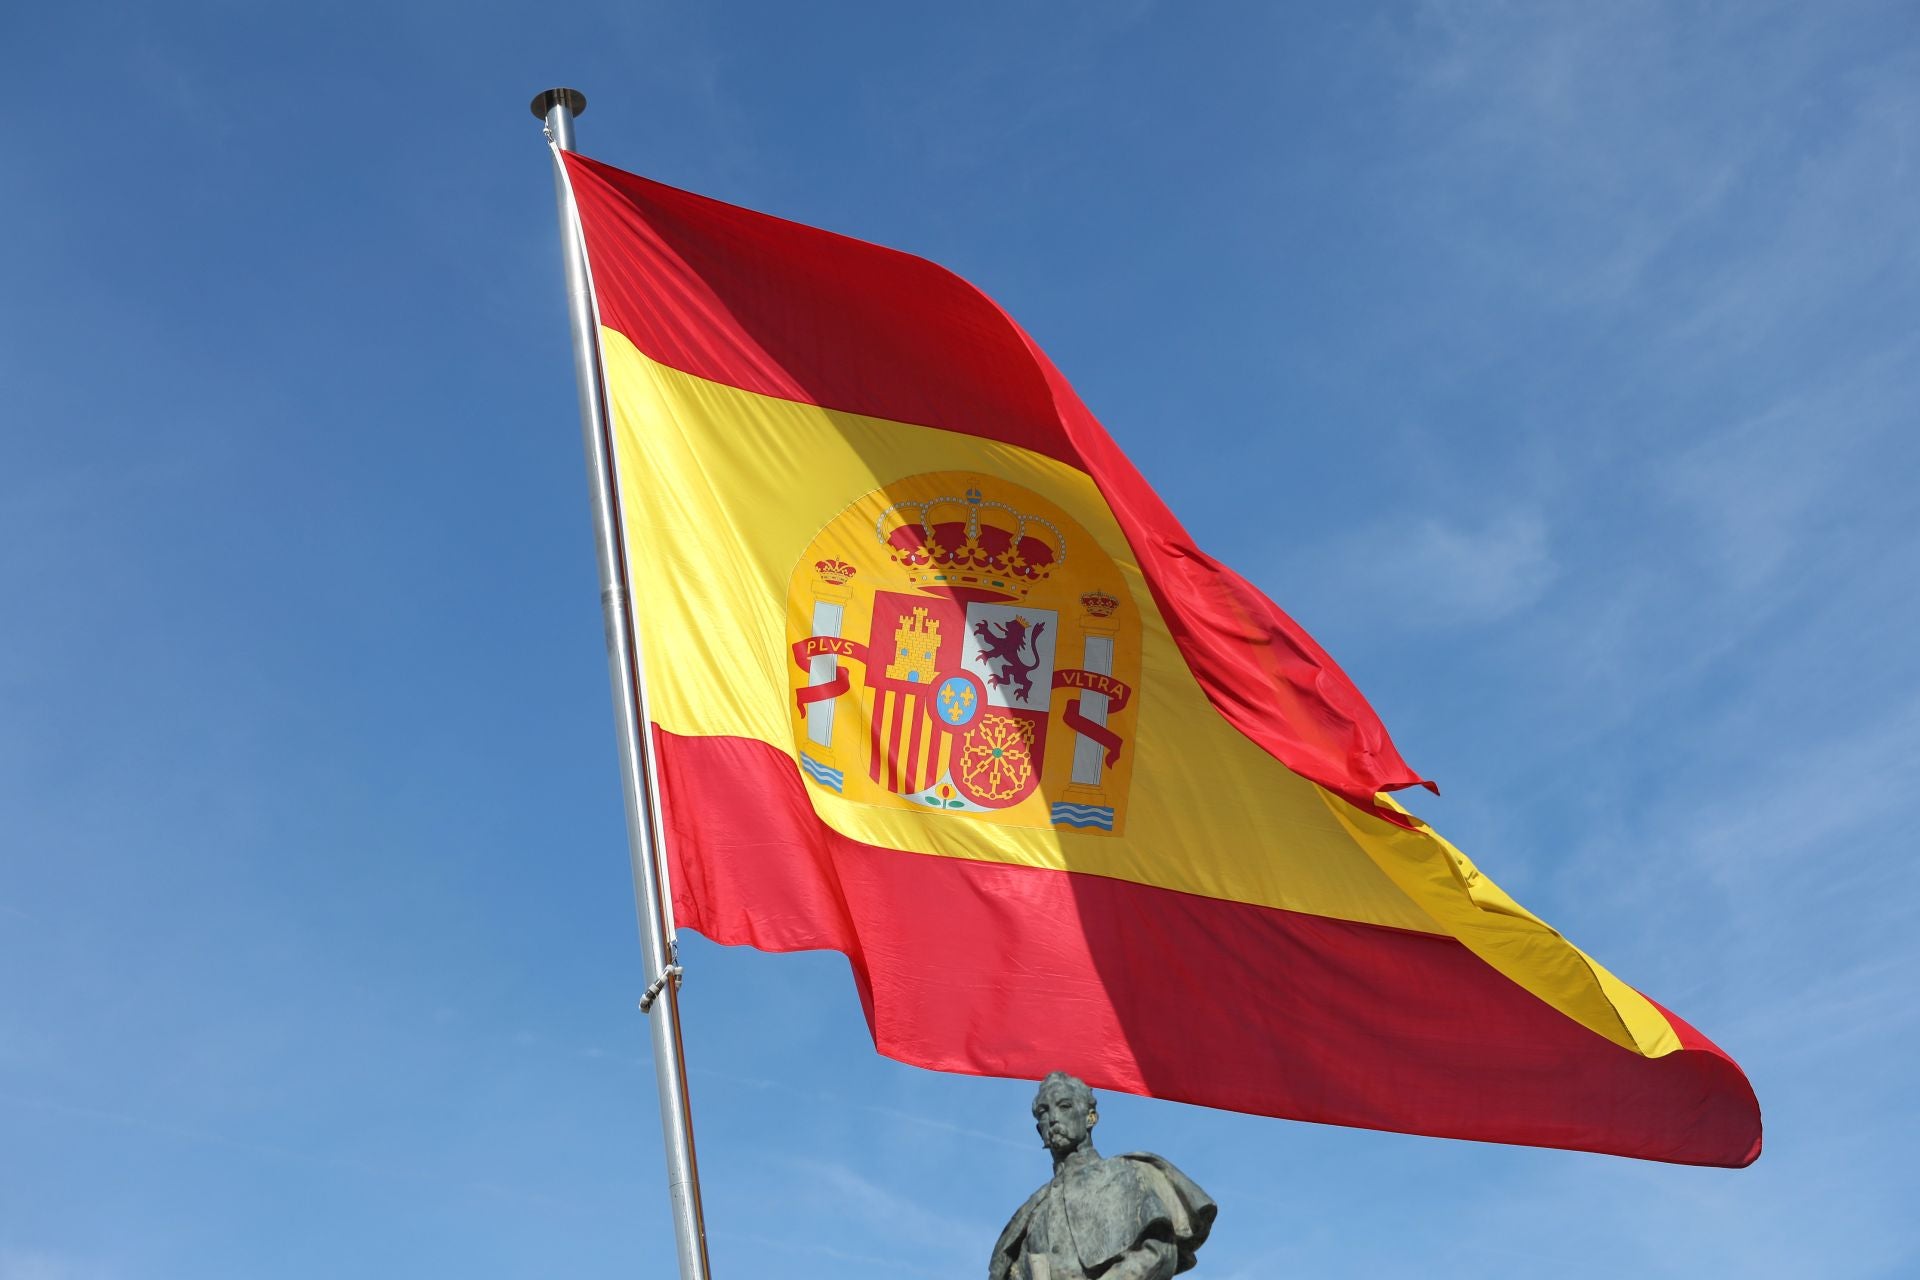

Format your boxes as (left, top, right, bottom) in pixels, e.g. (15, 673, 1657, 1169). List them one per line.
(1101, 1237, 1177, 1280)
(989, 1188, 1047, 1280)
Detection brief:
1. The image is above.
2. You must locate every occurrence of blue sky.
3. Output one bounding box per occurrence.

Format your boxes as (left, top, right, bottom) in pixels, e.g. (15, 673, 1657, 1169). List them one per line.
(4, 2, 1917, 1276)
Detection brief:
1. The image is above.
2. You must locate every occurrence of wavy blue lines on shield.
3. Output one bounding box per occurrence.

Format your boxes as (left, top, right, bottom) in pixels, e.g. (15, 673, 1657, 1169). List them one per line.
(800, 754, 845, 793)
(1049, 802, 1114, 831)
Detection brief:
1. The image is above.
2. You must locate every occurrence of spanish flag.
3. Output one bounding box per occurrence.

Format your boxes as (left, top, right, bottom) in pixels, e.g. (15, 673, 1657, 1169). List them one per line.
(561, 151, 1761, 1167)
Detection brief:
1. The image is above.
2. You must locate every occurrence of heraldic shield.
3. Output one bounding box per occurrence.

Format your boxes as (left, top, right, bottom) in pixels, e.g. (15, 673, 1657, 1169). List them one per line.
(787, 472, 1141, 834)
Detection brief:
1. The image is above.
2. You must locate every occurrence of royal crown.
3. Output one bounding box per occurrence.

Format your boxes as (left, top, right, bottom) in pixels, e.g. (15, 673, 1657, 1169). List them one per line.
(1079, 590, 1119, 618)
(813, 557, 857, 585)
(874, 487, 1066, 600)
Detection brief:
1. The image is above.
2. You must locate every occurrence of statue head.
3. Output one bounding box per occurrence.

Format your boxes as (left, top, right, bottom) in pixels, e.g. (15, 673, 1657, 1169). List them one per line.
(1031, 1070, 1097, 1156)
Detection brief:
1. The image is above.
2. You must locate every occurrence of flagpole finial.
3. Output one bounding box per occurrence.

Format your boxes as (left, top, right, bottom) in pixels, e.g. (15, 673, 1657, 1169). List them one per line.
(529, 87, 587, 121)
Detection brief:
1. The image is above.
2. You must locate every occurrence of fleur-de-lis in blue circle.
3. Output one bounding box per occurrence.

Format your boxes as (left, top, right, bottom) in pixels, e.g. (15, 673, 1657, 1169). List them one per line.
(937, 676, 979, 726)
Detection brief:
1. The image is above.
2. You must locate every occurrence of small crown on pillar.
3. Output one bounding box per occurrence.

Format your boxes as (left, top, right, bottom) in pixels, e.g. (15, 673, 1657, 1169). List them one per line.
(813, 558, 857, 586)
(1079, 590, 1119, 618)
(874, 488, 1066, 599)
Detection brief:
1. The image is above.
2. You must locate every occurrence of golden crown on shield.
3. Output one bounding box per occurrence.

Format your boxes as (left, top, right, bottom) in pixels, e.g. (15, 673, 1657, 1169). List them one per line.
(874, 487, 1066, 600)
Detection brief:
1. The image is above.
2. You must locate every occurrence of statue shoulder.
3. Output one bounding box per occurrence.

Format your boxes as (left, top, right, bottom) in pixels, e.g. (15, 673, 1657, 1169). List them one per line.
(987, 1182, 1050, 1280)
(1110, 1153, 1218, 1271)
(1113, 1153, 1215, 1220)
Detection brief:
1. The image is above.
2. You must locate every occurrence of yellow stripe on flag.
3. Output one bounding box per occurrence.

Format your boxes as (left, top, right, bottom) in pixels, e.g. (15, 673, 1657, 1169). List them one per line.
(604, 327, 1678, 1056)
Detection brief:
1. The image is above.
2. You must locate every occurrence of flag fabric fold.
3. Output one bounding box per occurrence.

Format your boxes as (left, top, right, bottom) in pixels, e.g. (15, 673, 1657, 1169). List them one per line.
(560, 150, 1761, 1168)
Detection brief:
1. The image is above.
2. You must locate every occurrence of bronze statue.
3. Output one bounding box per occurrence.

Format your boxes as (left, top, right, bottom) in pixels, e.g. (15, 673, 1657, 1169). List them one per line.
(989, 1072, 1216, 1279)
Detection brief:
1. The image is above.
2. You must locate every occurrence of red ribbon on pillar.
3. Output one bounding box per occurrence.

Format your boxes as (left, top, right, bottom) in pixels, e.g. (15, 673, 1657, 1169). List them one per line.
(1051, 669, 1131, 766)
(792, 635, 868, 714)
(1052, 668, 1132, 712)
(1062, 697, 1125, 767)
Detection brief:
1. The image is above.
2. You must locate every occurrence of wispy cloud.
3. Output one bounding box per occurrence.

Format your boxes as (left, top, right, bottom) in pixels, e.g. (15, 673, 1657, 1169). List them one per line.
(1312, 0, 1920, 767)
(1656, 339, 1920, 589)
(1394, 0, 1794, 310)
(725, 1233, 954, 1279)
(695, 1064, 1029, 1151)
(1332, 510, 1557, 628)
(787, 1157, 985, 1257)
(0, 1253, 111, 1280)
(0, 1092, 590, 1217)
(1257, 16, 1920, 1273)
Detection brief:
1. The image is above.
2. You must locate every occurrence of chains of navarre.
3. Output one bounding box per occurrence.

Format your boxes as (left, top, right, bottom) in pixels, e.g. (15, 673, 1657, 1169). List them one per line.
(786, 472, 1139, 835)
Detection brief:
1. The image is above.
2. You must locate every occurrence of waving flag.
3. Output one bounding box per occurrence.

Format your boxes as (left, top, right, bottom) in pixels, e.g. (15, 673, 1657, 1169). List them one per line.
(560, 150, 1760, 1167)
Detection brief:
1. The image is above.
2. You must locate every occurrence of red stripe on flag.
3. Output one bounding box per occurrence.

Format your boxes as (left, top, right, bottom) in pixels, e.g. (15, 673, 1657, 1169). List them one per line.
(655, 728, 1761, 1168)
(566, 154, 1431, 819)
(901, 695, 924, 793)
(885, 692, 906, 793)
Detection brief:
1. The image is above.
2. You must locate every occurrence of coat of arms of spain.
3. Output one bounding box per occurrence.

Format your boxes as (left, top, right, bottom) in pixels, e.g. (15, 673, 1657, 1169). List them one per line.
(787, 472, 1140, 834)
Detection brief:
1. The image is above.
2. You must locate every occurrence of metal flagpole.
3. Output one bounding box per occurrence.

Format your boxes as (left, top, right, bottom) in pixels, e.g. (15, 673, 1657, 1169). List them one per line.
(531, 86, 713, 1280)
